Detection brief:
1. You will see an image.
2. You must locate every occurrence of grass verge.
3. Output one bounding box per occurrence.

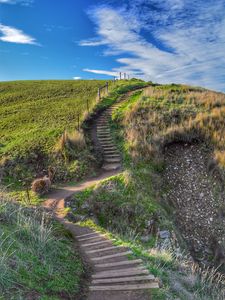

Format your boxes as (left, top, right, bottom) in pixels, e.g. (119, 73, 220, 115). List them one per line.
(0, 191, 83, 299)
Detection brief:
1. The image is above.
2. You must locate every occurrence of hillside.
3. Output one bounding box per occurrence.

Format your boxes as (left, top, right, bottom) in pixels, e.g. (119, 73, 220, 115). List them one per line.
(1, 80, 225, 299)
(66, 84, 225, 299)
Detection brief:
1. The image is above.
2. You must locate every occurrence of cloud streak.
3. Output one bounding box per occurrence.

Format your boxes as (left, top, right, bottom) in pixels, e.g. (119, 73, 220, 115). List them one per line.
(0, 24, 38, 45)
(80, 1, 225, 92)
(0, 0, 33, 6)
(83, 68, 118, 77)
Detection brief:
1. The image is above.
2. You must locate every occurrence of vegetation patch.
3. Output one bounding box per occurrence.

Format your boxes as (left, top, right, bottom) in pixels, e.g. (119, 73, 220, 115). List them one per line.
(66, 84, 225, 299)
(0, 192, 83, 299)
(0, 80, 110, 189)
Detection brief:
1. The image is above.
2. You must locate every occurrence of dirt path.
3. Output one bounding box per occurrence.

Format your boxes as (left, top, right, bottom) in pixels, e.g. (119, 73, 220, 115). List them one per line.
(163, 142, 225, 266)
(44, 90, 158, 299)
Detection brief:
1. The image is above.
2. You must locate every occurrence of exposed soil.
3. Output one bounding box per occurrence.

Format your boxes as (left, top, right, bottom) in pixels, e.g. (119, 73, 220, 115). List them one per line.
(163, 142, 225, 267)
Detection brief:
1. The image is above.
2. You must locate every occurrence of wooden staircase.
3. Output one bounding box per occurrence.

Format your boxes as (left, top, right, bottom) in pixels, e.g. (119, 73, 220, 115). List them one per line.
(96, 103, 122, 171)
(75, 229, 159, 298)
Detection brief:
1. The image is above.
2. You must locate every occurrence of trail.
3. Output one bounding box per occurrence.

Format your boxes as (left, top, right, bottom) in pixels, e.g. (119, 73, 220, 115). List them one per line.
(44, 90, 158, 300)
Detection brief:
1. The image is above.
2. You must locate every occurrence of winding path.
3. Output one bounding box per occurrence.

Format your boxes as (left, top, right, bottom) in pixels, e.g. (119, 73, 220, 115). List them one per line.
(44, 91, 159, 299)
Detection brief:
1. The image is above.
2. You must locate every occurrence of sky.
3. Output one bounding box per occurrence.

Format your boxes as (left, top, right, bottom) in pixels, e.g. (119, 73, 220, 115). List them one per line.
(0, 0, 225, 92)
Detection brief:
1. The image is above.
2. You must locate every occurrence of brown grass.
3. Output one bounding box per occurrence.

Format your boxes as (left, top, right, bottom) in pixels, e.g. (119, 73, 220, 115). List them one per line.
(54, 130, 86, 162)
(123, 85, 225, 169)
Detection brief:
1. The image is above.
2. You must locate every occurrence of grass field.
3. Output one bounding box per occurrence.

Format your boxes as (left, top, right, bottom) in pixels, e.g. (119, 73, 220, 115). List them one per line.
(0, 80, 113, 188)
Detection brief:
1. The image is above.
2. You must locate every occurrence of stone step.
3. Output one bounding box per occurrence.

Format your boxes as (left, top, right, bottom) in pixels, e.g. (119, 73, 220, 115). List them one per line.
(89, 282, 159, 291)
(92, 269, 149, 279)
(92, 275, 155, 284)
(86, 246, 123, 254)
(95, 259, 143, 268)
(91, 251, 132, 262)
(82, 239, 116, 247)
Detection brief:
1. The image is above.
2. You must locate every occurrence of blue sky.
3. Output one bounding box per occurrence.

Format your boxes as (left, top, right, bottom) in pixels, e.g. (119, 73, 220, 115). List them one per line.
(0, 0, 225, 92)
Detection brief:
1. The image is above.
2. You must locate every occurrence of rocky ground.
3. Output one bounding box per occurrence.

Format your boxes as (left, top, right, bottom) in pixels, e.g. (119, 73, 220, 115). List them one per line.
(163, 142, 225, 267)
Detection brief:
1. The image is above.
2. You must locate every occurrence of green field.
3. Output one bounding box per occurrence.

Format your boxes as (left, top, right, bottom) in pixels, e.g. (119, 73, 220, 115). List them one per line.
(0, 80, 109, 158)
(0, 79, 148, 190)
(0, 80, 110, 187)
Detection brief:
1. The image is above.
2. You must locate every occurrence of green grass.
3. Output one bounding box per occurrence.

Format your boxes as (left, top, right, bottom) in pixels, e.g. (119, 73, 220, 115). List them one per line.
(0, 79, 148, 191)
(0, 193, 83, 299)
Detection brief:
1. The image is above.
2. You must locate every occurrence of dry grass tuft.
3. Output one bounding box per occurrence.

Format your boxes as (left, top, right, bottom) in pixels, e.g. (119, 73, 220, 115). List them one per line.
(54, 130, 86, 162)
(123, 85, 225, 169)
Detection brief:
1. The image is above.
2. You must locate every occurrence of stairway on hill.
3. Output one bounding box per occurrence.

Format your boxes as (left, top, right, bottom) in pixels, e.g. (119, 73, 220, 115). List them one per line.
(96, 103, 122, 171)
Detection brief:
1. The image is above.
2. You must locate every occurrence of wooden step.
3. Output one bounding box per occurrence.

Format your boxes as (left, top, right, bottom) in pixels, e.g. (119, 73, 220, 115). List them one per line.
(95, 259, 143, 268)
(91, 251, 132, 261)
(78, 234, 106, 242)
(92, 275, 155, 284)
(103, 149, 119, 153)
(89, 282, 159, 291)
(104, 158, 121, 163)
(76, 232, 98, 238)
(92, 269, 149, 279)
(92, 267, 145, 277)
(104, 154, 120, 158)
(102, 163, 121, 171)
(97, 131, 110, 134)
(97, 134, 111, 138)
(98, 137, 112, 141)
(82, 239, 115, 247)
(86, 246, 123, 254)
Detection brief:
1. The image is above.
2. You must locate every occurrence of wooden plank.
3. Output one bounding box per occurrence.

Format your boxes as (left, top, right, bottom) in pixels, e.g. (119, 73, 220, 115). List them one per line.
(76, 232, 98, 238)
(86, 246, 123, 254)
(89, 282, 159, 291)
(92, 267, 145, 277)
(82, 239, 115, 247)
(78, 234, 106, 242)
(91, 251, 132, 261)
(92, 275, 155, 284)
(92, 269, 149, 279)
(95, 259, 142, 268)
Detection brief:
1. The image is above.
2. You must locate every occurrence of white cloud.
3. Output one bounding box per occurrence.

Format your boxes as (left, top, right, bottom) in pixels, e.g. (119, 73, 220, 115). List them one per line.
(83, 68, 118, 77)
(81, 2, 225, 92)
(0, 24, 38, 45)
(73, 76, 82, 80)
(79, 39, 107, 46)
(0, 0, 33, 6)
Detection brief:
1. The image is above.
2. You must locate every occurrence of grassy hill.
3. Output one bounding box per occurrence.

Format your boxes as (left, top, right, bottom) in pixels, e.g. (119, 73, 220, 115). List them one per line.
(0, 80, 110, 188)
(68, 84, 225, 299)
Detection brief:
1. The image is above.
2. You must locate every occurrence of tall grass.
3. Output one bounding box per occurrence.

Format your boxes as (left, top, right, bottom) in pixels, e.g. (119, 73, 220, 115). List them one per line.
(0, 191, 83, 298)
(123, 85, 225, 170)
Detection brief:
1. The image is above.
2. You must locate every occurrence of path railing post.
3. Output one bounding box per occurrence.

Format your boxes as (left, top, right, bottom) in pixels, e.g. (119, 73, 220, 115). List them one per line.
(106, 82, 109, 94)
(98, 88, 101, 101)
(77, 113, 80, 131)
(87, 99, 89, 113)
